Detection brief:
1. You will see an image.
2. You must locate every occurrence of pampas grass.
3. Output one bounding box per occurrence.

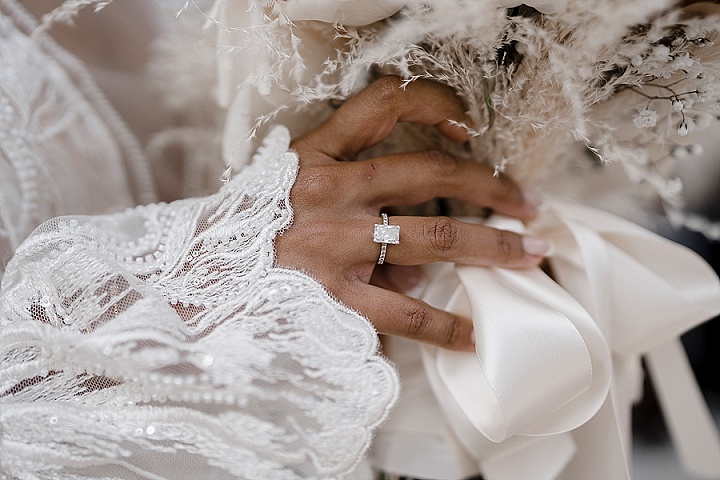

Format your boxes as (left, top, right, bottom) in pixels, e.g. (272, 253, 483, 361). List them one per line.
(42, 0, 720, 236)
(249, 0, 720, 236)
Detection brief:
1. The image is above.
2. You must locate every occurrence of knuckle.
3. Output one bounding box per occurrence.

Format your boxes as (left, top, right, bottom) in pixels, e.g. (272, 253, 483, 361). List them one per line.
(494, 229, 522, 261)
(401, 299, 431, 337)
(425, 217, 460, 254)
(444, 315, 463, 348)
(424, 149, 459, 180)
(368, 75, 402, 108)
(292, 165, 337, 202)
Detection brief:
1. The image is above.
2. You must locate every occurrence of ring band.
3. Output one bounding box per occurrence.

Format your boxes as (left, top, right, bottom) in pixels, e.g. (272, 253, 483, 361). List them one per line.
(373, 213, 400, 265)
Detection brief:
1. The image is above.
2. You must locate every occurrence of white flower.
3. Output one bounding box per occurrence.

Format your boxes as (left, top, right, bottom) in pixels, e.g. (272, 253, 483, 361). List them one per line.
(677, 121, 689, 136)
(633, 108, 659, 128)
(670, 53, 694, 71)
(696, 82, 717, 102)
(672, 100, 684, 111)
(649, 45, 671, 64)
(681, 96, 696, 109)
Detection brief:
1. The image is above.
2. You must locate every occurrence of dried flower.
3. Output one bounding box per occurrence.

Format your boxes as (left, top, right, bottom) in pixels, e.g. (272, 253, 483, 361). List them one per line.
(680, 96, 696, 110)
(696, 83, 716, 102)
(633, 108, 659, 128)
(650, 45, 672, 63)
(670, 53, 694, 70)
(214, 0, 720, 238)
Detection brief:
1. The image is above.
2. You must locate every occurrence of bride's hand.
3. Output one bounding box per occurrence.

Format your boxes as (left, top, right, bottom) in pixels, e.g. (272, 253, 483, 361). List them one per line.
(275, 76, 548, 351)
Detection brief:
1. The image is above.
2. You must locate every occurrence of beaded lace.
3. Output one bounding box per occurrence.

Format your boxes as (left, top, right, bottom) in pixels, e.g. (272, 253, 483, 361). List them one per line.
(0, 123, 398, 479)
(0, 0, 155, 276)
(0, 2, 398, 477)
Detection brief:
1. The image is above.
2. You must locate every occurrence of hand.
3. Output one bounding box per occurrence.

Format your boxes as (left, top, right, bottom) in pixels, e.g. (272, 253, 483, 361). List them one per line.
(275, 76, 548, 351)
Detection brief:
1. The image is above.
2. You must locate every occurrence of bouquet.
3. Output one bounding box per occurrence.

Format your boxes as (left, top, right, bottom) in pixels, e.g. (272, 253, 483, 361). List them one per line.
(210, 1, 720, 478)
(226, 0, 720, 236)
(41, 0, 720, 230)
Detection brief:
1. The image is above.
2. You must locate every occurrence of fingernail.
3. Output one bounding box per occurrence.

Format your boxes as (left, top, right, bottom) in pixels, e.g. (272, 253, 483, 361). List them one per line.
(398, 271, 422, 291)
(522, 235, 551, 256)
(523, 191, 543, 207)
(522, 191, 543, 214)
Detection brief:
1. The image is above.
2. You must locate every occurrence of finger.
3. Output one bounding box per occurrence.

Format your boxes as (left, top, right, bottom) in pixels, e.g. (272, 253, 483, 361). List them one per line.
(347, 150, 540, 220)
(343, 283, 475, 352)
(373, 216, 550, 268)
(297, 76, 470, 161)
(370, 264, 425, 293)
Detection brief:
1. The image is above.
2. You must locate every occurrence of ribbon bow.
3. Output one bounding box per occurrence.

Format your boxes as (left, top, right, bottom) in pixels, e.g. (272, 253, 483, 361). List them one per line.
(372, 200, 720, 480)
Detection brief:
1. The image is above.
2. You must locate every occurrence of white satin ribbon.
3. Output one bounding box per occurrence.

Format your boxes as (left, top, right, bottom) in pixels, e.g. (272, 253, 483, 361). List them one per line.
(372, 200, 720, 480)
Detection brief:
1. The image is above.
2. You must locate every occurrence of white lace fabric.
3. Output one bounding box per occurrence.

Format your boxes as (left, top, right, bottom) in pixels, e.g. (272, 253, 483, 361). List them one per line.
(0, 0, 156, 277)
(0, 125, 398, 479)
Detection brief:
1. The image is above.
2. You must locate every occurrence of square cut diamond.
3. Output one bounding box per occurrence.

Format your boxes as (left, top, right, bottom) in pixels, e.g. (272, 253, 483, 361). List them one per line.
(374, 224, 400, 244)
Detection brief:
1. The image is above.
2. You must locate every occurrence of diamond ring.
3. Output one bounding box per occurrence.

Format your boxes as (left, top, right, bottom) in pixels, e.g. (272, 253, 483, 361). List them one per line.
(373, 213, 400, 265)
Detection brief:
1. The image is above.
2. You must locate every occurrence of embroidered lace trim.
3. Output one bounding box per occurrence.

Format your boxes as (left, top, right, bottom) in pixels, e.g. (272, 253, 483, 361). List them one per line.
(0, 126, 399, 479)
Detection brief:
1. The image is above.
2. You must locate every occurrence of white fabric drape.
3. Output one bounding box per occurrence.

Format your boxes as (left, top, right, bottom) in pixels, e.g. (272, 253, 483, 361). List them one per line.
(373, 201, 720, 479)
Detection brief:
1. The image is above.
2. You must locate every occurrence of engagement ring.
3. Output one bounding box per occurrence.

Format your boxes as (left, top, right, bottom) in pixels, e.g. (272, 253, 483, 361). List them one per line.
(373, 213, 400, 265)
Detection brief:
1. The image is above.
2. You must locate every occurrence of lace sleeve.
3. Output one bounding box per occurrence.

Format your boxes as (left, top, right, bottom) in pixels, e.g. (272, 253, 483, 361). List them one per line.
(0, 126, 399, 480)
(0, 0, 156, 276)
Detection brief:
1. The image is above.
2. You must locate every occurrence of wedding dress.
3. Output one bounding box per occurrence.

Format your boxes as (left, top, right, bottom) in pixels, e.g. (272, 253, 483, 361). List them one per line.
(0, 0, 156, 276)
(0, 1, 397, 478)
(2, 0, 720, 479)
